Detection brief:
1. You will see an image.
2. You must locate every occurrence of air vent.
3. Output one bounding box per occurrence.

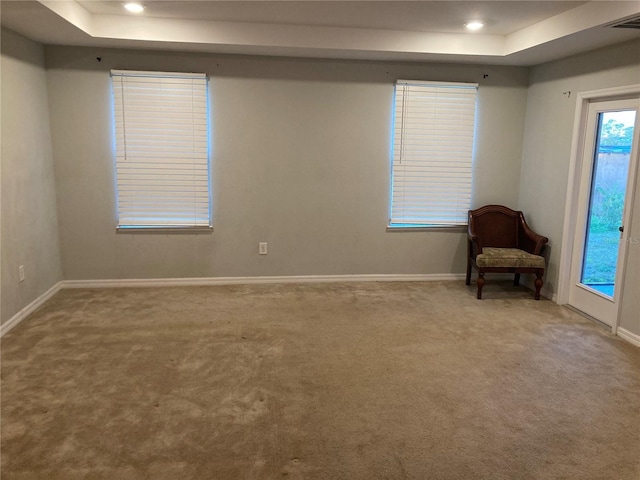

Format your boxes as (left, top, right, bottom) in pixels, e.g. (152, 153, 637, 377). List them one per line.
(610, 15, 640, 29)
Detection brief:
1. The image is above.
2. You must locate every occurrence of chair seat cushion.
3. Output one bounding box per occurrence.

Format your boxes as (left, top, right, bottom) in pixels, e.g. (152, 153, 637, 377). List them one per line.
(476, 247, 545, 268)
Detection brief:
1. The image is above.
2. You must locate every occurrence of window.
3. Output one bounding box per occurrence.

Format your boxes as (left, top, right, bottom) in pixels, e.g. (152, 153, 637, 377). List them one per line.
(390, 80, 478, 227)
(111, 70, 210, 229)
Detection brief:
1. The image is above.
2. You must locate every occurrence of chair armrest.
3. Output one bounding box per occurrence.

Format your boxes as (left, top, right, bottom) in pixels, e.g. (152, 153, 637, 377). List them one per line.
(468, 228, 483, 256)
(519, 215, 548, 255)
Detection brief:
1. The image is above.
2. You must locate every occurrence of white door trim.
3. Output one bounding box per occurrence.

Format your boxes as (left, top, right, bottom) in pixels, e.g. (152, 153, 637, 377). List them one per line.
(558, 84, 640, 335)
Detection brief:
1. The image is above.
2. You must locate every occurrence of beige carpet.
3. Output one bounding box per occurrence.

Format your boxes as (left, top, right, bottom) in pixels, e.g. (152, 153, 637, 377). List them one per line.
(1, 281, 639, 480)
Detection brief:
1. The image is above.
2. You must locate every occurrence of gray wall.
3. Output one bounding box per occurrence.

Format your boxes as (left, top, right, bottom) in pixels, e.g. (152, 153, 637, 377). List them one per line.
(3, 31, 638, 337)
(1, 28, 63, 325)
(519, 39, 640, 334)
(45, 46, 529, 280)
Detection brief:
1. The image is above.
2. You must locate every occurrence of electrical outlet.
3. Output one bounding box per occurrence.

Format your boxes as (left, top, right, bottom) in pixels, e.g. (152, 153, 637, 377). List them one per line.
(259, 242, 268, 255)
(18, 265, 25, 282)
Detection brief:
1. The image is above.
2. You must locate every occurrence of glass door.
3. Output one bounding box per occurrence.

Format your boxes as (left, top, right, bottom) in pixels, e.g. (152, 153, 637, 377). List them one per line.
(569, 98, 639, 326)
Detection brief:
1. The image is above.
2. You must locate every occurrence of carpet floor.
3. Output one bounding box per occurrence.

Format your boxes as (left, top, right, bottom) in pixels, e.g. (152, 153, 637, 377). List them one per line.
(1, 281, 639, 480)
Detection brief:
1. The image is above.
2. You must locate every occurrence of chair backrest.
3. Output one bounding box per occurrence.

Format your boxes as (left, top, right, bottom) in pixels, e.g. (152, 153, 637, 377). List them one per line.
(468, 205, 520, 248)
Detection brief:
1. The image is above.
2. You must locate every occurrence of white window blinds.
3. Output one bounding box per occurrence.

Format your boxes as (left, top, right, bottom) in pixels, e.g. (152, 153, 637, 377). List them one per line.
(112, 70, 210, 228)
(390, 80, 478, 227)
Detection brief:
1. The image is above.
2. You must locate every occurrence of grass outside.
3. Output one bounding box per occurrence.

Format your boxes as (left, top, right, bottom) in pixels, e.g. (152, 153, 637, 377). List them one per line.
(582, 229, 620, 285)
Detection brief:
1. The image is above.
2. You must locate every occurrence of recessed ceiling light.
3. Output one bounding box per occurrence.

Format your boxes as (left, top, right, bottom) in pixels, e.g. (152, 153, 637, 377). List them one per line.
(124, 2, 145, 13)
(465, 21, 484, 31)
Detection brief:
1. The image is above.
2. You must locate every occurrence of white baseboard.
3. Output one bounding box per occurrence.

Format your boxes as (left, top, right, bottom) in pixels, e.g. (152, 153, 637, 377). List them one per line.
(540, 288, 558, 302)
(512, 276, 557, 302)
(62, 273, 467, 289)
(5, 275, 631, 344)
(1, 274, 464, 336)
(1, 282, 63, 338)
(617, 327, 640, 347)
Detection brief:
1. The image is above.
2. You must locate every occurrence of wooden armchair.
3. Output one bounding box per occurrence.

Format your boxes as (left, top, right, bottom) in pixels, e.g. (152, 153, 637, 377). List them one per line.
(466, 205, 548, 300)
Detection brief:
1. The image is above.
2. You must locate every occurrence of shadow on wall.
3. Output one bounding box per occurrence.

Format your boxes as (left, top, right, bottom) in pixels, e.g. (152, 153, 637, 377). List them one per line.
(43, 43, 528, 87)
(529, 38, 640, 83)
(2, 28, 45, 67)
(542, 244, 554, 294)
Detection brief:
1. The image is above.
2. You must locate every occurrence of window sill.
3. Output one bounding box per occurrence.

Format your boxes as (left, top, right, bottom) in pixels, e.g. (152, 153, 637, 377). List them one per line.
(386, 225, 467, 233)
(116, 226, 213, 234)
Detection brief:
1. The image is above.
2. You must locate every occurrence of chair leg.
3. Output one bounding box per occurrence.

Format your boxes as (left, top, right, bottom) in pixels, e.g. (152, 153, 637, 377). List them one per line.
(477, 273, 485, 299)
(513, 273, 520, 286)
(466, 258, 472, 286)
(534, 271, 543, 300)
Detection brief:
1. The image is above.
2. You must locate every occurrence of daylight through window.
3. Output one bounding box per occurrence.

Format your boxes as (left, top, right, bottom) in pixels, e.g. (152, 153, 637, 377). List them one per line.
(390, 80, 478, 227)
(112, 70, 210, 229)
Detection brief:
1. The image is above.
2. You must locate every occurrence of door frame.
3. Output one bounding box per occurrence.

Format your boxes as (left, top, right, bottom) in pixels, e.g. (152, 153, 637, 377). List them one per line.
(558, 84, 640, 334)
